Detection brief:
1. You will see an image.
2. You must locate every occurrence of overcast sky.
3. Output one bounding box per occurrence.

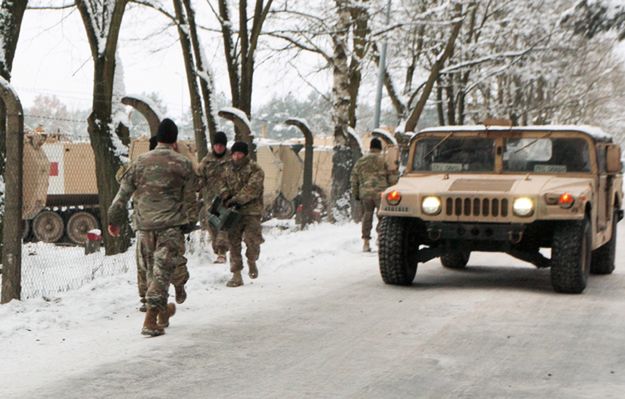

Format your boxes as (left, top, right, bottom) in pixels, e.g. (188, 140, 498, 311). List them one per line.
(11, 4, 331, 121)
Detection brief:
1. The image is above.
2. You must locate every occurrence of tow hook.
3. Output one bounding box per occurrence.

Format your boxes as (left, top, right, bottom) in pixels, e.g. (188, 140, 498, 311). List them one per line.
(427, 227, 442, 241)
(508, 230, 524, 244)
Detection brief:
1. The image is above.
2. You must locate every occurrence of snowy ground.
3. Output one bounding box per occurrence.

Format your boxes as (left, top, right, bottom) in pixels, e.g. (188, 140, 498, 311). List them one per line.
(1, 221, 625, 398)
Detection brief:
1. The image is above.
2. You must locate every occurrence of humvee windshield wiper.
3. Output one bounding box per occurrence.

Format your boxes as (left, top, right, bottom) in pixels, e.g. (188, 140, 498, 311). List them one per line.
(424, 132, 454, 159)
(512, 133, 551, 154)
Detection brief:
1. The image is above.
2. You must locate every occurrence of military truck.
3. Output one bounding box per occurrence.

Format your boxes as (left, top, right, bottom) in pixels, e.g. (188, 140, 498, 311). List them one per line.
(378, 125, 623, 294)
(23, 134, 101, 245)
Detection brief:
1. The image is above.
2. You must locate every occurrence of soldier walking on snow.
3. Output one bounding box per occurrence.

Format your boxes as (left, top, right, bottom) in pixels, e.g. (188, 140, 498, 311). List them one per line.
(351, 138, 399, 252)
(116, 136, 190, 312)
(198, 131, 230, 263)
(108, 118, 198, 337)
(220, 141, 265, 287)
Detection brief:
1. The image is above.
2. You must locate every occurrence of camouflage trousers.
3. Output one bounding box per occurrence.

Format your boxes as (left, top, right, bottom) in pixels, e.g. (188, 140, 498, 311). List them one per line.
(228, 215, 263, 273)
(137, 227, 188, 311)
(360, 196, 381, 240)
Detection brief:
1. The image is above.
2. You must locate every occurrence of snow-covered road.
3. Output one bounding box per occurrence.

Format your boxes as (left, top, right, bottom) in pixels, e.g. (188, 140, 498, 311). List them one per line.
(2, 222, 625, 398)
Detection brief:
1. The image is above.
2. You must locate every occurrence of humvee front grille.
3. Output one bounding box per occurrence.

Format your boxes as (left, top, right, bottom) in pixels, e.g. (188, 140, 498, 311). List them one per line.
(444, 197, 509, 218)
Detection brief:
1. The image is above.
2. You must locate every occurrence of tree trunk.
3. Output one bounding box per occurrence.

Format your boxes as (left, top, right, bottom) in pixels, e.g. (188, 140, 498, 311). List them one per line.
(173, 0, 207, 160)
(330, 0, 353, 221)
(182, 0, 217, 151)
(76, 0, 131, 255)
(347, 1, 369, 129)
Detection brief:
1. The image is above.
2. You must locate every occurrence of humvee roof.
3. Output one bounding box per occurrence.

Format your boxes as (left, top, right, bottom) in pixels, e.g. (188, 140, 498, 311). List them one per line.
(417, 125, 614, 142)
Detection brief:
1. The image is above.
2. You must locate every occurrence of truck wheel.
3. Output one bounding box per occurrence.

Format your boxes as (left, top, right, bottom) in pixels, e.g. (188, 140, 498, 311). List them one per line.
(67, 211, 100, 245)
(441, 250, 470, 269)
(33, 211, 65, 243)
(378, 217, 418, 285)
(272, 194, 296, 219)
(590, 210, 617, 275)
(551, 217, 591, 294)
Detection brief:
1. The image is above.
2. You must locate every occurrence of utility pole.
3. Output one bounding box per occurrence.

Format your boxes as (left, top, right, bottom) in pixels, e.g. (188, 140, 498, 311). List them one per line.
(373, 0, 392, 129)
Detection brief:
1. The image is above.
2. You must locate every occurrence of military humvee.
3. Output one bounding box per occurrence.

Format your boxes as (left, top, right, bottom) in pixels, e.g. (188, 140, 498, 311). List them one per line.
(378, 125, 623, 293)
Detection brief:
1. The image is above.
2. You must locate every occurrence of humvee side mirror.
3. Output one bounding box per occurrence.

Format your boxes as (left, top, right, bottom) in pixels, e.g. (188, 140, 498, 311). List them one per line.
(606, 144, 622, 174)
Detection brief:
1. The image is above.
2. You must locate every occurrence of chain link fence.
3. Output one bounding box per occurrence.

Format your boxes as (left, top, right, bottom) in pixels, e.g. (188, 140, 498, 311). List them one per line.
(20, 241, 134, 299)
(17, 132, 136, 299)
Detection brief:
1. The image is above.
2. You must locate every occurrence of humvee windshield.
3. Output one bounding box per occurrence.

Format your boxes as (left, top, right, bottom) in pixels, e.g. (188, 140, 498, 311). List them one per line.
(503, 137, 590, 173)
(412, 136, 495, 172)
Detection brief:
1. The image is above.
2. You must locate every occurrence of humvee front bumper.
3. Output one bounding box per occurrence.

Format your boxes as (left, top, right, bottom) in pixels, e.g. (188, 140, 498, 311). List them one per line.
(427, 222, 526, 243)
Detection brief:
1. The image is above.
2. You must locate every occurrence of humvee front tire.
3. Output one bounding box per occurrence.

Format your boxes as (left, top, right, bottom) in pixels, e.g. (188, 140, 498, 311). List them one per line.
(590, 210, 617, 275)
(551, 217, 591, 294)
(441, 250, 470, 269)
(378, 217, 418, 285)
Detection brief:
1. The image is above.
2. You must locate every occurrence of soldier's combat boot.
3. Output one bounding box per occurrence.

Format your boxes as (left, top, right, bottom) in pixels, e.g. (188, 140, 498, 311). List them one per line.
(174, 285, 187, 304)
(157, 303, 176, 328)
(226, 271, 244, 287)
(141, 308, 165, 337)
(214, 253, 227, 264)
(139, 297, 147, 312)
(248, 262, 258, 279)
(363, 239, 371, 252)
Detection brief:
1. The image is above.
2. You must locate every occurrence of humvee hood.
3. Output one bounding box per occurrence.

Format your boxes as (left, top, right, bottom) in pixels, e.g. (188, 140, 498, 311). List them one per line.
(394, 174, 592, 196)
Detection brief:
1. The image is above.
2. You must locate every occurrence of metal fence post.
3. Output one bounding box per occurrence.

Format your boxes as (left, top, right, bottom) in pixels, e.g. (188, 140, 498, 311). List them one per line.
(285, 119, 314, 227)
(0, 76, 24, 303)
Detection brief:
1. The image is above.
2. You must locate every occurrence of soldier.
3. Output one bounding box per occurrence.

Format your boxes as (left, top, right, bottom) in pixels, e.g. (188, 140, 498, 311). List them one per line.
(198, 131, 230, 263)
(351, 138, 399, 252)
(220, 141, 264, 287)
(117, 136, 190, 312)
(108, 118, 198, 337)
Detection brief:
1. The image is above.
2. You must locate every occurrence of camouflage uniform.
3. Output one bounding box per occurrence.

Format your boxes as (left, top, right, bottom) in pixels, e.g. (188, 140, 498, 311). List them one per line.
(350, 149, 398, 239)
(197, 149, 231, 256)
(109, 144, 197, 311)
(221, 157, 264, 273)
(116, 160, 190, 309)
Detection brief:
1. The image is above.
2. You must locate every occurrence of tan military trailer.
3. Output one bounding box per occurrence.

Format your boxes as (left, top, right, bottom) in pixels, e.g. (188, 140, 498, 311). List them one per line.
(378, 125, 623, 294)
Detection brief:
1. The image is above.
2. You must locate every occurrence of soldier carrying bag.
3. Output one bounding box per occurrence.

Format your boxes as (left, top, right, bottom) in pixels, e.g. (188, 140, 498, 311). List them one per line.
(208, 196, 242, 231)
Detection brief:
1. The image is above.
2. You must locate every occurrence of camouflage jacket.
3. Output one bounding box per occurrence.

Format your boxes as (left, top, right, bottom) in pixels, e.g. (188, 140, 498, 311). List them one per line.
(221, 157, 264, 215)
(108, 144, 198, 230)
(350, 150, 399, 200)
(197, 149, 230, 205)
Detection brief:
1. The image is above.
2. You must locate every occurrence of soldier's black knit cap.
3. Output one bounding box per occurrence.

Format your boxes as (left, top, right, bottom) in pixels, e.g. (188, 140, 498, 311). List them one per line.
(370, 137, 382, 150)
(156, 118, 178, 144)
(214, 131, 228, 146)
(231, 141, 249, 155)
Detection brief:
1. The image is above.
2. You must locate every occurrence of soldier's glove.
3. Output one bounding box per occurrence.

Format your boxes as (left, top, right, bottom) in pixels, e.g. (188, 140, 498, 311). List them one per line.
(180, 222, 198, 235)
(224, 198, 241, 210)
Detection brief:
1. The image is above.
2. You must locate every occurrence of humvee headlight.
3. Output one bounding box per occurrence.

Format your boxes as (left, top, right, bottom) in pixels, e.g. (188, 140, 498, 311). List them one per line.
(558, 193, 575, 209)
(386, 190, 402, 205)
(422, 196, 441, 215)
(513, 197, 534, 217)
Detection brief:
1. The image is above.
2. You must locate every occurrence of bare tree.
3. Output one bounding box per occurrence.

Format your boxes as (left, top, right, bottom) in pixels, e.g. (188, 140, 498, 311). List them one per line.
(75, 0, 131, 255)
(211, 0, 273, 145)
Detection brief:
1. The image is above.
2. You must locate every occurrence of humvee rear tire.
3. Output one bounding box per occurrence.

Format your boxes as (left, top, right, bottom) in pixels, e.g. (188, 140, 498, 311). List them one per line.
(378, 217, 418, 285)
(590, 210, 617, 275)
(441, 250, 470, 269)
(551, 217, 591, 294)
